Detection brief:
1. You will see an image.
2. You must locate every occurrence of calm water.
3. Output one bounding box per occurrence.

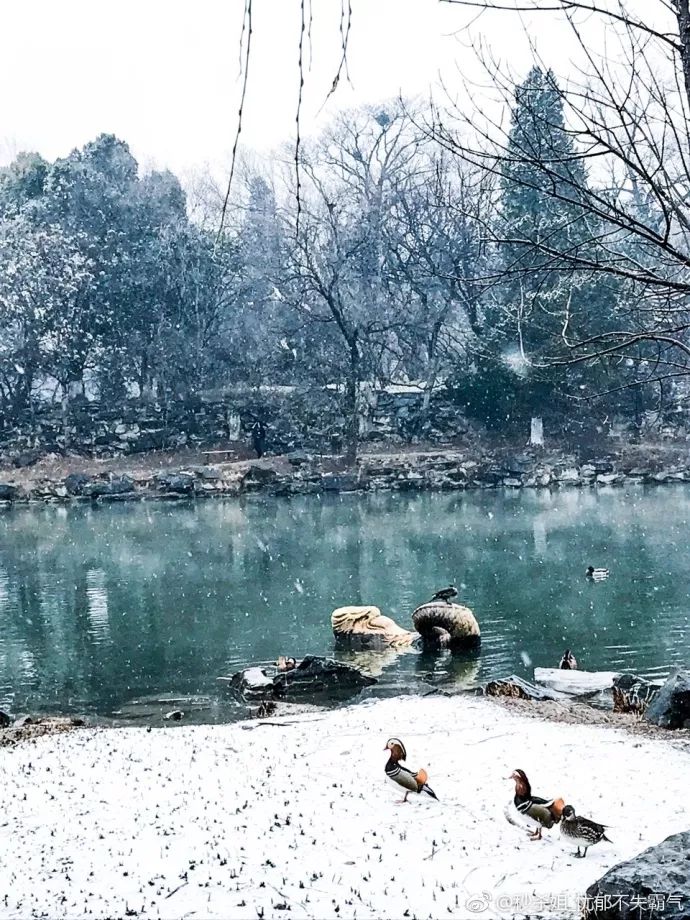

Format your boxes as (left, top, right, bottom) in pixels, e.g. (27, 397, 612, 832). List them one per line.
(1, 487, 689, 721)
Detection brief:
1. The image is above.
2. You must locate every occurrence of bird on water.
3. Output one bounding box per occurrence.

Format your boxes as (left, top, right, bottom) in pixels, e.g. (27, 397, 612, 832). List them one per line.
(586, 566, 609, 580)
(559, 649, 578, 670)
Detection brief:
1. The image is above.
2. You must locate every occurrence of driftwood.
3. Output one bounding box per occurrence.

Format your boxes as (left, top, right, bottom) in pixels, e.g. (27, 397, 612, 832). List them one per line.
(534, 668, 620, 695)
(484, 675, 566, 702)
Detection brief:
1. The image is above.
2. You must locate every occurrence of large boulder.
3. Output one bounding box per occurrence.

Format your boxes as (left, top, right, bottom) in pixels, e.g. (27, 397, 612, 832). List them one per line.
(412, 602, 481, 650)
(241, 465, 277, 491)
(223, 666, 275, 700)
(331, 605, 416, 649)
(272, 656, 376, 701)
(644, 669, 690, 728)
(221, 657, 376, 704)
(83, 475, 135, 498)
(13, 449, 42, 469)
(0, 483, 17, 501)
(155, 471, 196, 494)
(321, 473, 361, 493)
(583, 831, 690, 919)
(64, 472, 92, 496)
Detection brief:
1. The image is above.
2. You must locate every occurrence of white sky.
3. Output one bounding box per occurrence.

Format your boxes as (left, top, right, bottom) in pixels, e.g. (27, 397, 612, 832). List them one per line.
(0, 0, 616, 177)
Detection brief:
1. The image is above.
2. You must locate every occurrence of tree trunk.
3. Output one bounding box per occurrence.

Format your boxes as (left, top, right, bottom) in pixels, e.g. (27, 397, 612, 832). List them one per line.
(422, 320, 443, 417)
(61, 385, 70, 450)
(344, 339, 360, 466)
(139, 348, 153, 401)
(676, 0, 690, 116)
(11, 372, 32, 419)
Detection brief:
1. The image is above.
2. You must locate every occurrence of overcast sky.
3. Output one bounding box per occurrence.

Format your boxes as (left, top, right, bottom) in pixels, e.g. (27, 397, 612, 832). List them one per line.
(0, 0, 605, 177)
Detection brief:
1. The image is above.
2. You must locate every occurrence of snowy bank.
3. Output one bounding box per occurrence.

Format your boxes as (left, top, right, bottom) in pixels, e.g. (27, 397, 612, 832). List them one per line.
(1, 695, 689, 920)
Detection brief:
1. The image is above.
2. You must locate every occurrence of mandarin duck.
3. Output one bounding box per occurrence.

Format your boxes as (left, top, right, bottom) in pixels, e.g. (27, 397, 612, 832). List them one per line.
(384, 738, 438, 803)
(507, 769, 564, 840)
(560, 805, 611, 857)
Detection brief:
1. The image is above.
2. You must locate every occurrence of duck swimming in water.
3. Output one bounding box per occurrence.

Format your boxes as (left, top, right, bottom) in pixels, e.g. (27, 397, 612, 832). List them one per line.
(559, 649, 578, 670)
(586, 566, 609, 580)
(507, 769, 564, 840)
(560, 804, 611, 857)
(430, 585, 458, 605)
(384, 738, 439, 804)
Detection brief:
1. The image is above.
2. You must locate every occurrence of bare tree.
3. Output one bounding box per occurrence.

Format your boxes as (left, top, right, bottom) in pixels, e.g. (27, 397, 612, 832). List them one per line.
(386, 150, 496, 414)
(283, 106, 421, 461)
(432, 0, 690, 394)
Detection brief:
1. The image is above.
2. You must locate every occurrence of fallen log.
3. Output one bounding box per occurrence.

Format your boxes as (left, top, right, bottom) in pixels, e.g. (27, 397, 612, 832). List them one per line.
(534, 668, 620, 695)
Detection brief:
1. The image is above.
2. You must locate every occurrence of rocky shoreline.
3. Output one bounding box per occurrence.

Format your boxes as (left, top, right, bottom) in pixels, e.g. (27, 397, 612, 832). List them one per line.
(3, 444, 690, 504)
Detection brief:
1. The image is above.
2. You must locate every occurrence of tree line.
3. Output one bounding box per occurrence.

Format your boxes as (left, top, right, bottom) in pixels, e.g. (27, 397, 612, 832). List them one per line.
(2, 4, 688, 459)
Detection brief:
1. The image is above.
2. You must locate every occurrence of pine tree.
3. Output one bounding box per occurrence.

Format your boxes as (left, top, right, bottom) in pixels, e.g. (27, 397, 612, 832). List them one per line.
(499, 67, 591, 361)
(459, 67, 611, 427)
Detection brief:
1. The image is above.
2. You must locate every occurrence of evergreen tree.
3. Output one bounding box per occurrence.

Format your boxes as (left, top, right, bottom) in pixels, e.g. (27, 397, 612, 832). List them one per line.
(499, 67, 591, 362)
(456, 68, 611, 428)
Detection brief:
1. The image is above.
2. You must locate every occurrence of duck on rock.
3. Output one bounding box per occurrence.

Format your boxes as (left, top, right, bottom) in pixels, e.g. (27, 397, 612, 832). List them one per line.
(507, 769, 565, 840)
(430, 585, 458, 605)
(384, 738, 439, 804)
(560, 804, 611, 857)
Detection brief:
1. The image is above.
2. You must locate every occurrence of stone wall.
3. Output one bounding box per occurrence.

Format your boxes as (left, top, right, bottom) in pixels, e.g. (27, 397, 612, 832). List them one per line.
(0, 388, 473, 466)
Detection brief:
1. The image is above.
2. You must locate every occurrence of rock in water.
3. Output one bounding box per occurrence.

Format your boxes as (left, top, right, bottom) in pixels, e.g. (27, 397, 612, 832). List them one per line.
(224, 667, 275, 700)
(164, 710, 184, 721)
(64, 472, 92, 495)
(155, 472, 196, 494)
(331, 605, 416, 649)
(644, 669, 690, 728)
(412, 602, 481, 651)
(272, 656, 376, 701)
(0, 484, 17, 501)
(0, 710, 12, 728)
(583, 831, 690, 920)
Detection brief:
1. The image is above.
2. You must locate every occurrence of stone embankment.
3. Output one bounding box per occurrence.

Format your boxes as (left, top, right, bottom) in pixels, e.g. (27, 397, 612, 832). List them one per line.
(2, 447, 690, 504)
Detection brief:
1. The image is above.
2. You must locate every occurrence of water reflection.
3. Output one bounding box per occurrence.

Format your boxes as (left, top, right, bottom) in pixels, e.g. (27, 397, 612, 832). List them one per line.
(0, 486, 689, 718)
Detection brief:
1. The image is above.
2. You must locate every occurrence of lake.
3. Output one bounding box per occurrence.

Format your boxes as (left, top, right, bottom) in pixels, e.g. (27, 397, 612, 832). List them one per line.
(1, 486, 689, 721)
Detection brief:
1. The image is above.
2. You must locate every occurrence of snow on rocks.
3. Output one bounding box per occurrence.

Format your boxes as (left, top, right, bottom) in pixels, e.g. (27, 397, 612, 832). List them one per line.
(1, 695, 689, 920)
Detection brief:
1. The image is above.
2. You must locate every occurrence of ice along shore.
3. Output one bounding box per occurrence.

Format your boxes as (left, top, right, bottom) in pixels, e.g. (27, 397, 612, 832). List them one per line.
(1, 694, 688, 920)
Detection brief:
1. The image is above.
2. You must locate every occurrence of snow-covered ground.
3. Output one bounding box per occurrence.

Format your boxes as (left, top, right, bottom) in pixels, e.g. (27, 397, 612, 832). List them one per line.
(2, 696, 688, 920)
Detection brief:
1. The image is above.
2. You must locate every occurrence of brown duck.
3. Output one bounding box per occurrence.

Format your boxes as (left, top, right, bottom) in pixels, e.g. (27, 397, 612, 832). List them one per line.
(508, 769, 564, 840)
